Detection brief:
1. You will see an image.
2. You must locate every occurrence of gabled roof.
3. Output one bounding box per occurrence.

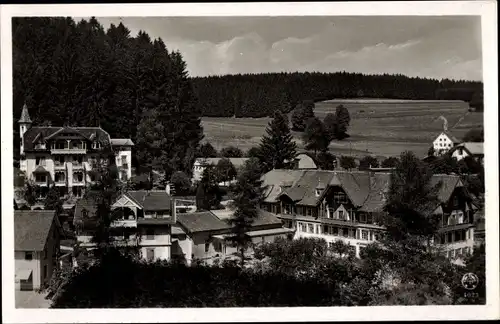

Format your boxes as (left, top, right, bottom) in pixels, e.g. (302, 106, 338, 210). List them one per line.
(22, 126, 112, 151)
(451, 142, 484, 156)
(177, 211, 231, 233)
(33, 165, 49, 173)
(435, 130, 460, 144)
(261, 169, 465, 213)
(125, 191, 172, 211)
(15, 210, 56, 251)
(194, 158, 249, 168)
(110, 138, 135, 146)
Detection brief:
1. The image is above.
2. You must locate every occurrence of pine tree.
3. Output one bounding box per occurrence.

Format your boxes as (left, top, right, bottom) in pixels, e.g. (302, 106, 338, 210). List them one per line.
(228, 158, 265, 268)
(257, 111, 297, 172)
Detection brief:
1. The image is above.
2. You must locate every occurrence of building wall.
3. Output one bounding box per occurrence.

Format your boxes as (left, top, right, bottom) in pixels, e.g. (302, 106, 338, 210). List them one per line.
(171, 233, 194, 265)
(39, 222, 61, 288)
(15, 251, 41, 290)
(139, 226, 172, 261)
(192, 162, 204, 182)
(433, 133, 454, 154)
(451, 148, 469, 161)
(115, 147, 132, 180)
(296, 154, 317, 169)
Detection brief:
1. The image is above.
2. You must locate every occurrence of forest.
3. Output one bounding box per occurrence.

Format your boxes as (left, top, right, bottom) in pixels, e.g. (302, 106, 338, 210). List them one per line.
(13, 17, 484, 163)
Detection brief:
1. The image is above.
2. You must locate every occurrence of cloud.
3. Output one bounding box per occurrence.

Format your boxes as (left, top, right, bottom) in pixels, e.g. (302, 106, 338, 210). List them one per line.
(94, 16, 483, 81)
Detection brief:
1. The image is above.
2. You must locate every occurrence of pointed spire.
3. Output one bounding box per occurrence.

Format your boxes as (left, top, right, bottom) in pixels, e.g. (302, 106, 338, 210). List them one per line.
(19, 102, 32, 124)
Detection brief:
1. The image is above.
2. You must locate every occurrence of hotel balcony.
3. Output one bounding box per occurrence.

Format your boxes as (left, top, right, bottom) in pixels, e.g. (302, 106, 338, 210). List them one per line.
(111, 218, 138, 228)
(51, 148, 87, 155)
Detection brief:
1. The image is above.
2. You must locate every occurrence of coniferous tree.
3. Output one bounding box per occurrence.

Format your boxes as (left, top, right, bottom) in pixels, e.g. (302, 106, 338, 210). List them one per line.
(257, 111, 297, 172)
(228, 158, 265, 268)
(334, 105, 351, 140)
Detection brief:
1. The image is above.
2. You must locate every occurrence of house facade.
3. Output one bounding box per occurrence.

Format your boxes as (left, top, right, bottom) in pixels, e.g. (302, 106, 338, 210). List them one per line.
(18, 104, 134, 207)
(432, 130, 460, 155)
(172, 209, 294, 265)
(15, 210, 62, 290)
(73, 191, 185, 262)
(260, 169, 478, 259)
(450, 142, 484, 164)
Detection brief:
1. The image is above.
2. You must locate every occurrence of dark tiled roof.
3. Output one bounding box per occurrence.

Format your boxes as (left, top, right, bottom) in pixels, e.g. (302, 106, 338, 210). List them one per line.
(110, 138, 135, 146)
(251, 209, 283, 227)
(125, 191, 172, 211)
(15, 210, 56, 251)
(262, 170, 465, 213)
(177, 211, 231, 233)
(22, 126, 112, 151)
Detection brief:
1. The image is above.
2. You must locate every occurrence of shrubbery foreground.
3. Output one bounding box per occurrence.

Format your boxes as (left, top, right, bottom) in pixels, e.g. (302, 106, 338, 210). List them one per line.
(50, 238, 485, 308)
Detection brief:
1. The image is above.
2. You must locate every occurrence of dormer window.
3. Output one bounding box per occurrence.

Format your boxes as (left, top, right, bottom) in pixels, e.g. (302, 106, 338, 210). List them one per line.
(92, 141, 101, 149)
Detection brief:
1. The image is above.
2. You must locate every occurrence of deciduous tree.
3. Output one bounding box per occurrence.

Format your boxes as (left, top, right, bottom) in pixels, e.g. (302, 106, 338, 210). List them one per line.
(220, 146, 243, 158)
(302, 117, 330, 154)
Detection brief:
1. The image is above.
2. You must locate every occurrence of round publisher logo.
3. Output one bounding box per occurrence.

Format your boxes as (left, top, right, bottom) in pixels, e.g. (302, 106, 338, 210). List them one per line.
(461, 273, 479, 290)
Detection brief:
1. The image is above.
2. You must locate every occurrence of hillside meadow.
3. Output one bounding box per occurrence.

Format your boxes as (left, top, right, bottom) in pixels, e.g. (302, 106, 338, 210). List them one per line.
(201, 99, 484, 158)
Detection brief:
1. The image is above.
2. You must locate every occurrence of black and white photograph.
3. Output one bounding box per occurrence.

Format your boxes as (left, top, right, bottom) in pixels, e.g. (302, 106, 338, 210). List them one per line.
(1, 2, 498, 322)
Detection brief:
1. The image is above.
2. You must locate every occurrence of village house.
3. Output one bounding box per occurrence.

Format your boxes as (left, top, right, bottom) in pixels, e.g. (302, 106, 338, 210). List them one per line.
(74, 191, 187, 262)
(449, 142, 484, 164)
(260, 169, 478, 260)
(192, 157, 249, 185)
(432, 130, 460, 155)
(15, 210, 62, 291)
(171, 208, 295, 265)
(18, 104, 134, 208)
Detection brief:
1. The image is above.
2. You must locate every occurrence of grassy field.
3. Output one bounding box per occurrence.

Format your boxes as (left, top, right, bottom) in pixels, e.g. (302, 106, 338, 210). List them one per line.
(201, 99, 484, 159)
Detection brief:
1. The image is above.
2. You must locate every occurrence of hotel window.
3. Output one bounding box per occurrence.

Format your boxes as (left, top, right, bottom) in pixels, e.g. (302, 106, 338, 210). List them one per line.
(92, 141, 101, 149)
(56, 141, 66, 149)
(338, 210, 345, 220)
(342, 228, 348, 238)
(366, 214, 373, 224)
(55, 156, 65, 165)
(308, 224, 314, 233)
(73, 172, 84, 182)
(306, 207, 312, 216)
(121, 155, 127, 164)
(359, 213, 366, 223)
(301, 223, 307, 232)
(205, 242, 210, 253)
(447, 232, 453, 243)
(457, 211, 464, 224)
(72, 186, 83, 198)
(338, 228, 343, 237)
(25, 252, 33, 260)
(73, 156, 83, 165)
(362, 230, 368, 241)
(35, 156, 46, 166)
(332, 227, 338, 236)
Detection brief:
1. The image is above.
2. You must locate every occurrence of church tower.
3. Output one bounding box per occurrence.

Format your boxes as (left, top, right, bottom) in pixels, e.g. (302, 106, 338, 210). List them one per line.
(19, 103, 32, 155)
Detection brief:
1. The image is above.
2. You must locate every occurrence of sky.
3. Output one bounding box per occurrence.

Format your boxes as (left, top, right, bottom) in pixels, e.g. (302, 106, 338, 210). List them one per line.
(93, 16, 482, 81)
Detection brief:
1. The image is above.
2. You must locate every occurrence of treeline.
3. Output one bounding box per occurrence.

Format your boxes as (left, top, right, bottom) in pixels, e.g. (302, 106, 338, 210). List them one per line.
(192, 72, 484, 117)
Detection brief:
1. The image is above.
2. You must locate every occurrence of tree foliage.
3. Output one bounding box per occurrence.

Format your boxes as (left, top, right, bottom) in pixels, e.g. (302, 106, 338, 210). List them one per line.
(315, 151, 336, 170)
(198, 142, 218, 158)
(462, 128, 484, 142)
(257, 111, 297, 173)
(195, 165, 223, 211)
(44, 185, 64, 217)
(358, 156, 380, 171)
(381, 156, 399, 168)
(220, 146, 244, 158)
(170, 171, 191, 196)
(334, 105, 351, 139)
(302, 117, 330, 154)
(291, 100, 315, 131)
(215, 158, 237, 184)
(228, 158, 265, 267)
(382, 151, 442, 242)
(339, 155, 357, 170)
